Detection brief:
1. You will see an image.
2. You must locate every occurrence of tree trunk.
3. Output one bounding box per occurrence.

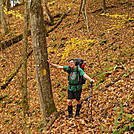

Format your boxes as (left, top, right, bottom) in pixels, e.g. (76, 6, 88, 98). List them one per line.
(5, 0, 10, 11)
(22, 1, 29, 117)
(78, 0, 89, 33)
(102, 0, 106, 12)
(29, 0, 57, 124)
(0, 0, 9, 35)
(43, 0, 54, 25)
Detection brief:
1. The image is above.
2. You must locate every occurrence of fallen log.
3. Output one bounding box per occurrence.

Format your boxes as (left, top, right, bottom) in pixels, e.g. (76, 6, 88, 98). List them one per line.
(1, 49, 33, 89)
(0, 30, 31, 50)
(0, 10, 71, 51)
(91, 6, 116, 14)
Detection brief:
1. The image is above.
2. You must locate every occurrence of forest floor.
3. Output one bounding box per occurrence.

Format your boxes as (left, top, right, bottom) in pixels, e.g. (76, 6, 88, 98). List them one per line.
(0, 0, 134, 133)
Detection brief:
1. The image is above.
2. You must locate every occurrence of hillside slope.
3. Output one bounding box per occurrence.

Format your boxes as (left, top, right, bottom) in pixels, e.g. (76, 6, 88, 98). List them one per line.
(0, 0, 134, 133)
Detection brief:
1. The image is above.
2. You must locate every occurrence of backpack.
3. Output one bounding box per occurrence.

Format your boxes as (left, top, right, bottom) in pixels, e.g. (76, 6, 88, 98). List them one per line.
(67, 58, 86, 85)
(75, 58, 86, 70)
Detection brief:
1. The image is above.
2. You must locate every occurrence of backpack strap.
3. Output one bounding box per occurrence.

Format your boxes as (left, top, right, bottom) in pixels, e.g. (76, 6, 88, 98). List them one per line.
(76, 66, 80, 82)
(66, 66, 71, 74)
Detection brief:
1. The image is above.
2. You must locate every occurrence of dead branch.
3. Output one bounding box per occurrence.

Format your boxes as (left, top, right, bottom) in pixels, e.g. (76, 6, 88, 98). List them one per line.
(1, 49, 33, 89)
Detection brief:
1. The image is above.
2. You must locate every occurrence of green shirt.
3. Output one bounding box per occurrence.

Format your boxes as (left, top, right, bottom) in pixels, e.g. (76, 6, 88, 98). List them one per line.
(63, 66, 85, 91)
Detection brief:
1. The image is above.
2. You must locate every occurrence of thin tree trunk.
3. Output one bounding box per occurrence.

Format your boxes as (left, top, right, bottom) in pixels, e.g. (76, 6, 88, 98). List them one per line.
(43, 0, 54, 25)
(29, 0, 57, 124)
(0, 0, 9, 35)
(22, 1, 29, 117)
(102, 0, 106, 12)
(5, 0, 10, 11)
(77, 0, 89, 33)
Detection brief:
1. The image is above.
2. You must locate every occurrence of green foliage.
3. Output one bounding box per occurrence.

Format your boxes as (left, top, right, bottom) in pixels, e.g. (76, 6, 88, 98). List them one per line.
(60, 86, 66, 91)
(113, 32, 119, 35)
(99, 39, 107, 45)
(37, 121, 44, 132)
(26, 129, 31, 134)
(97, 72, 109, 82)
(59, 92, 66, 98)
(15, 100, 22, 105)
(112, 102, 134, 134)
(94, 82, 103, 90)
(0, 94, 8, 101)
(51, 36, 57, 41)
(104, 66, 115, 71)
(111, 45, 120, 51)
(4, 119, 10, 123)
(103, 56, 108, 61)
(98, 32, 105, 37)
(122, 68, 134, 77)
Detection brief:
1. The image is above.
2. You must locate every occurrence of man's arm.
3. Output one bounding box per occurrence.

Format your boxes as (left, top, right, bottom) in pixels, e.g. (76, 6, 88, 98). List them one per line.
(83, 74, 94, 83)
(47, 60, 63, 69)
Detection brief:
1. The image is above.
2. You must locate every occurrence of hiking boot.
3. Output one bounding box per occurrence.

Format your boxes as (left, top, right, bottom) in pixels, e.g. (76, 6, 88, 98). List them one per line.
(68, 114, 73, 118)
(75, 104, 81, 117)
(68, 105, 73, 118)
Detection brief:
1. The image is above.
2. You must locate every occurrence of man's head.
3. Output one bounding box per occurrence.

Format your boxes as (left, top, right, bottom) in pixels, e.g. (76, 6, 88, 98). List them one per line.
(68, 59, 76, 69)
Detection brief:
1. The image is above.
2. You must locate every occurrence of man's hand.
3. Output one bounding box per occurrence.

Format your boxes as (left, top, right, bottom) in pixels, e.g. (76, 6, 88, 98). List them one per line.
(47, 59, 51, 64)
(83, 74, 95, 83)
(90, 79, 95, 83)
(47, 59, 63, 69)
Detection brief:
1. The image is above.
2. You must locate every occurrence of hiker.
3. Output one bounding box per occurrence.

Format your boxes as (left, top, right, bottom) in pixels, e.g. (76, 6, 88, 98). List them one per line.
(48, 59, 94, 118)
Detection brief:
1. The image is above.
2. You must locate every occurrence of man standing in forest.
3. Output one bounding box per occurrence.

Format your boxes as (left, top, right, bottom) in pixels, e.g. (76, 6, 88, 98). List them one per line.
(48, 59, 94, 118)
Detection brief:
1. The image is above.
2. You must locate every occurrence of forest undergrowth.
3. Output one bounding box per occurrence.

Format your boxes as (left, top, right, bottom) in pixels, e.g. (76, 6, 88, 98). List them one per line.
(0, 0, 134, 133)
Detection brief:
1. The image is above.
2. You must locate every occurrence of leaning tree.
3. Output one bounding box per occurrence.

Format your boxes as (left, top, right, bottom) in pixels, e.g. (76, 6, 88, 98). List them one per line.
(29, 0, 57, 124)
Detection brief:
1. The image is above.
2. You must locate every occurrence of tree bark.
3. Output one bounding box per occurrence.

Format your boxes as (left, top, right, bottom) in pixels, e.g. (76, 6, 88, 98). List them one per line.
(0, 0, 9, 35)
(102, 0, 106, 12)
(5, 0, 10, 11)
(22, 1, 29, 117)
(29, 0, 56, 124)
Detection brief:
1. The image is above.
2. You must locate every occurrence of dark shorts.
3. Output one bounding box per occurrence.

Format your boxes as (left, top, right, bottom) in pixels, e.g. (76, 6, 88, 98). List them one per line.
(68, 89, 82, 100)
